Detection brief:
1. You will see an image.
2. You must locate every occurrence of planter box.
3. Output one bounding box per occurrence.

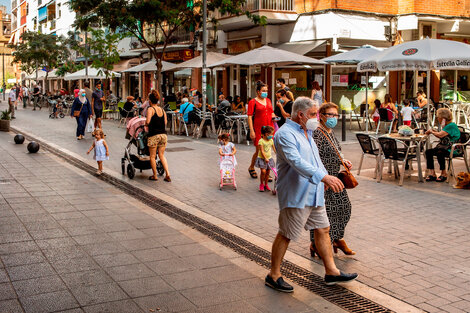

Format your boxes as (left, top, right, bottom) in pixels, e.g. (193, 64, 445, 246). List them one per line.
(0, 119, 10, 132)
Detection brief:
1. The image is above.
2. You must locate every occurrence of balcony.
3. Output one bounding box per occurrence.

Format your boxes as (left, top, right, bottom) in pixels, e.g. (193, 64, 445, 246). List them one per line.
(214, 0, 297, 31)
(243, 0, 294, 12)
(20, 15, 26, 26)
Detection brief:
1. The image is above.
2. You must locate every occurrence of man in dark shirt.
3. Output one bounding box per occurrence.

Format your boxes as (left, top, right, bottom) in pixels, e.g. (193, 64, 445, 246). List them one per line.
(32, 84, 41, 110)
(92, 82, 105, 129)
(216, 94, 231, 113)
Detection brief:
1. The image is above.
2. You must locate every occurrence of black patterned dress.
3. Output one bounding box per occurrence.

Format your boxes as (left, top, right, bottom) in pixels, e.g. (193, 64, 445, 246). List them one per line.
(310, 126, 352, 243)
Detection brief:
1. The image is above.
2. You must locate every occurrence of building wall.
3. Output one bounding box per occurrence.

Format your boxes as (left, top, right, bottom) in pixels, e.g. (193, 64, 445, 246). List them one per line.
(294, 0, 470, 16)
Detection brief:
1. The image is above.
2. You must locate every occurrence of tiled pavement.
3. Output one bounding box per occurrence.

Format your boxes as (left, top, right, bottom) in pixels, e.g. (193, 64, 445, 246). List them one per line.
(0, 130, 327, 313)
(5, 103, 470, 312)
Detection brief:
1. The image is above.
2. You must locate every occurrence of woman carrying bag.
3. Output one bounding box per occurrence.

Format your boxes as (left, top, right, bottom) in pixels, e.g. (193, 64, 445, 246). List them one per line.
(71, 89, 92, 140)
(310, 102, 356, 258)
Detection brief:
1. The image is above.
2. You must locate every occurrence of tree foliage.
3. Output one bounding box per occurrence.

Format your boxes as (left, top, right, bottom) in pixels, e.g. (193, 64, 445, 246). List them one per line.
(69, 0, 265, 94)
(55, 61, 85, 78)
(9, 31, 70, 90)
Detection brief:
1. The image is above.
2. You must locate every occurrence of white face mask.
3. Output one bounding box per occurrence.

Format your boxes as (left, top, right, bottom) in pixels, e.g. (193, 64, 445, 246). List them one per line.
(276, 83, 281, 87)
(306, 118, 319, 131)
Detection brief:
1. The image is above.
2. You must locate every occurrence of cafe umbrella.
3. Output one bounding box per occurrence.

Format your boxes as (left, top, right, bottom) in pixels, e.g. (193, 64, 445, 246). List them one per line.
(357, 38, 470, 129)
(210, 45, 325, 103)
(322, 45, 382, 132)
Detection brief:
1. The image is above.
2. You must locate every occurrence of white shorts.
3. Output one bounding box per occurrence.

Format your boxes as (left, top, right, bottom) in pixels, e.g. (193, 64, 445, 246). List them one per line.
(278, 206, 330, 241)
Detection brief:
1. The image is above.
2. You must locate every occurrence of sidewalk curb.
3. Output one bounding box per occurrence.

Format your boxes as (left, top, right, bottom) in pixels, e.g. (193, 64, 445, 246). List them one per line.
(10, 126, 423, 313)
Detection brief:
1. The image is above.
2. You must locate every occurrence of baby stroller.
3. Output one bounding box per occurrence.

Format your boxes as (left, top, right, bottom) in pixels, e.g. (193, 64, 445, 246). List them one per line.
(219, 156, 237, 190)
(122, 117, 164, 179)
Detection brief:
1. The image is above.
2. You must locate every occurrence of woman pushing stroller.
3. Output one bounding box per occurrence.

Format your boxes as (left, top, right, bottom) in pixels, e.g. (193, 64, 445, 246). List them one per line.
(146, 92, 171, 182)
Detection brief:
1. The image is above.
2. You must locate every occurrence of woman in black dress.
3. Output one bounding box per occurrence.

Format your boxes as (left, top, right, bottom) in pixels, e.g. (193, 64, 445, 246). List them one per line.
(310, 102, 355, 257)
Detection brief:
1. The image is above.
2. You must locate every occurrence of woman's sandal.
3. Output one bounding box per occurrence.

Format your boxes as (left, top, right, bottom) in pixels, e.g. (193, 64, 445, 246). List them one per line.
(436, 176, 447, 182)
(248, 169, 258, 179)
(148, 176, 158, 181)
(425, 175, 437, 182)
(164, 176, 171, 182)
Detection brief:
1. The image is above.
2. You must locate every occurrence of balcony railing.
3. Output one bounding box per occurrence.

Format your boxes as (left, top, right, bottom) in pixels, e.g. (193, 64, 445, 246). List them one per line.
(243, 0, 294, 11)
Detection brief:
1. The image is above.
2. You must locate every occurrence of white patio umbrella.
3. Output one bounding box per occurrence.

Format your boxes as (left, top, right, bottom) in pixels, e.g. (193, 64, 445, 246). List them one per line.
(358, 38, 470, 129)
(323, 45, 382, 132)
(170, 52, 232, 69)
(64, 68, 121, 81)
(210, 45, 325, 67)
(122, 60, 176, 73)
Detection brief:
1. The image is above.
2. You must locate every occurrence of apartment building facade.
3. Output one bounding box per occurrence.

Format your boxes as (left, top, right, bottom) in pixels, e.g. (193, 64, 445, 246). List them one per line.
(0, 6, 13, 86)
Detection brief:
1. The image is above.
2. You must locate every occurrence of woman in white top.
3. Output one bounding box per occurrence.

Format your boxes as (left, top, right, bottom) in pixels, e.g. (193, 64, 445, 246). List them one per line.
(311, 81, 323, 105)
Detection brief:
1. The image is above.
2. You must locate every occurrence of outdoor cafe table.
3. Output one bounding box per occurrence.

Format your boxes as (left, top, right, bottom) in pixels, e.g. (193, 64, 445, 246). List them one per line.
(227, 114, 248, 144)
(380, 133, 428, 183)
(166, 110, 178, 135)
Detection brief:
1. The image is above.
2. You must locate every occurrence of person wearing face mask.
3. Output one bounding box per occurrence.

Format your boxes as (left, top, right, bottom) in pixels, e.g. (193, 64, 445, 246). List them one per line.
(70, 89, 93, 140)
(276, 78, 294, 100)
(424, 108, 460, 182)
(92, 82, 105, 129)
(274, 89, 292, 128)
(265, 97, 358, 293)
(309, 102, 355, 259)
(247, 81, 275, 179)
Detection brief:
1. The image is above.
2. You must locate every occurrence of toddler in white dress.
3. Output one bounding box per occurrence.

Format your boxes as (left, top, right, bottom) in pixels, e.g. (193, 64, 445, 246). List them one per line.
(87, 129, 109, 175)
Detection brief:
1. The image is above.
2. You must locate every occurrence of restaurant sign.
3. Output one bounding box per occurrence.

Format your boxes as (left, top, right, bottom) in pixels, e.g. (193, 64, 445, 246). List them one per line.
(159, 50, 194, 61)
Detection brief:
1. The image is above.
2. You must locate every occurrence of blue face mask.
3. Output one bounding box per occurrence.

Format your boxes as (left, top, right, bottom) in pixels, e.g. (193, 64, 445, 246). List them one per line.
(267, 135, 273, 140)
(279, 99, 285, 104)
(325, 117, 338, 129)
(81, 93, 86, 97)
(261, 92, 268, 99)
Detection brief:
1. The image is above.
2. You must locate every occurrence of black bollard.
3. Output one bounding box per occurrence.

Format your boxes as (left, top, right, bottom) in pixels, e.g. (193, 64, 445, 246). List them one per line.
(341, 110, 346, 141)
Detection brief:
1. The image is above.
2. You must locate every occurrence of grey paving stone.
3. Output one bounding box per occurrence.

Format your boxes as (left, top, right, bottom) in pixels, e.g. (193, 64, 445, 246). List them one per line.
(0, 283, 16, 301)
(0, 269, 9, 283)
(184, 253, 231, 270)
(162, 270, 217, 291)
(51, 211, 87, 220)
(131, 248, 178, 263)
(69, 282, 129, 307)
(140, 226, 181, 238)
(201, 265, 256, 283)
(29, 228, 69, 240)
(0, 232, 32, 244)
(118, 276, 175, 298)
(167, 243, 213, 257)
(105, 263, 156, 282)
(82, 242, 128, 256)
(134, 291, 197, 313)
(108, 230, 148, 241)
(83, 299, 144, 313)
(247, 293, 314, 313)
(6, 262, 56, 281)
(63, 225, 103, 236)
(93, 252, 141, 268)
(36, 237, 78, 250)
(60, 269, 114, 288)
(192, 301, 264, 313)
(23, 220, 61, 231)
(219, 278, 279, 300)
(146, 258, 196, 275)
(72, 233, 115, 245)
(42, 245, 88, 262)
(50, 256, 100, 274)
(19, 289, 79, 313)
(12, 275, 67, 297)
(181, 283, 242, 307)
(0, 299, 24, 313)
(1, 250, 46, 267)
(119, 238, 163, 251)
(99, 221, 137, 233)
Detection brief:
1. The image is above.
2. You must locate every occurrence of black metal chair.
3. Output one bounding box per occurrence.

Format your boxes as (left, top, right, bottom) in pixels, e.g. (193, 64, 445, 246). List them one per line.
(356, 133, 381, 179)
(376, 108, 395, 135)
(377, 137, 417, 186)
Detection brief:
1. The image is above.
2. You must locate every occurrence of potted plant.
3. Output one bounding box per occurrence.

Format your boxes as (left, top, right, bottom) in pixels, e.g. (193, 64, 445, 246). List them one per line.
(0, 110, 11, 132)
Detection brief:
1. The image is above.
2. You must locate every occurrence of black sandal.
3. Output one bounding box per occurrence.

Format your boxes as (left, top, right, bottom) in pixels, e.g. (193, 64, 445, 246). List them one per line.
(425, 175, 437, 182)
(248, 169, 257, 179)
(148, 176, 158, 181)
(436, 176, 447, 182)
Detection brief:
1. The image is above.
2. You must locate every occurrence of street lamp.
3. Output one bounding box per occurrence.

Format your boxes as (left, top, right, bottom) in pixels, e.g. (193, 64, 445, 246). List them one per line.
(1, 46, 6, 101)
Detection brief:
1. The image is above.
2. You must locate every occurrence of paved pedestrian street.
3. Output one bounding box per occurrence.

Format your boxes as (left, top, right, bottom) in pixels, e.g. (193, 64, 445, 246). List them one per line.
(2, 104, 470, 313)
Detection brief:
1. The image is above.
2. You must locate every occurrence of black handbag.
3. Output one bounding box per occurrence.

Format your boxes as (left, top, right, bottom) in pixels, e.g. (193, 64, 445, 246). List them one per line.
(436, 136, 452, 150)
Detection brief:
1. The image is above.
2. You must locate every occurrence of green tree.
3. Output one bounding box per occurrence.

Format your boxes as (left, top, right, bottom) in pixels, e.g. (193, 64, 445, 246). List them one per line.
(55, 61, 85, 78)
(69, 0, 265, 95)
(68, 28, 125, 92)
(9, 31, 70, 91)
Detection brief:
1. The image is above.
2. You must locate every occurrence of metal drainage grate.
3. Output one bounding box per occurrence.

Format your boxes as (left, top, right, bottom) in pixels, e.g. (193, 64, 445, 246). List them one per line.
(165, 147, 194, 152)
(13, 129, 393, 313)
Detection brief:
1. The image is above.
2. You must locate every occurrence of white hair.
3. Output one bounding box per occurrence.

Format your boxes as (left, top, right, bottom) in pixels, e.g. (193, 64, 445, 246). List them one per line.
(182, 97, 189, 103)
(292, 97, 318, 117)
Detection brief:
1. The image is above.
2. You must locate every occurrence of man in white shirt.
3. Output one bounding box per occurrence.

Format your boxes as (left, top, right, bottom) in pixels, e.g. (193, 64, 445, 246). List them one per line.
(22, 85, 29, 108)
(8, 87, 17, 119)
